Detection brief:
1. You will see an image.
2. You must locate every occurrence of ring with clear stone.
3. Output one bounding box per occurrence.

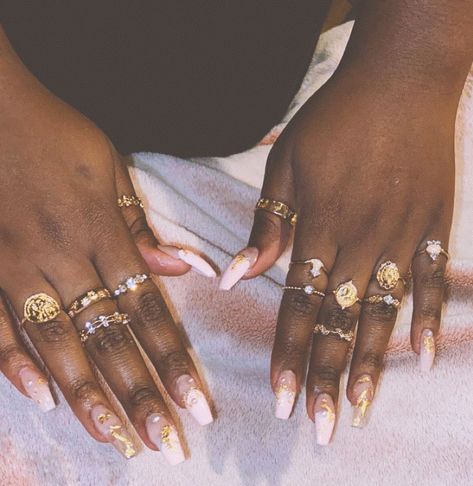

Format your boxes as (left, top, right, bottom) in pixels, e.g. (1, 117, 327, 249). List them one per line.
(112, 274, 150, 297)
(415, 240, 450, 263)
(282, 285, 325, 298)
(67, 288, 112, 318)
(289, 258, 326, 279)
(363, 294, 401, 309)
(79, 312, 130, 343)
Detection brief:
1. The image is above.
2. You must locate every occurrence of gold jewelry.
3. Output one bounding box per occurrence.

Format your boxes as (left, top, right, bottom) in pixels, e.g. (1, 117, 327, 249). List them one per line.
(333, 280, 361, 309)
(289, 258, 326, 278)
(313, 323, 354, 342)
(80, 312, 130, 343)
(113, 274, 150, 297)
(364, 294, 401, 309)
(255, 198, 297, 226)
(283, 285, 325, 297)
(415, 240, 450, 262)
(117, 195, 144, 208)
(376, 261, 401, 290)
(67, 288, 112, 318)
(23, 293, 61, 325)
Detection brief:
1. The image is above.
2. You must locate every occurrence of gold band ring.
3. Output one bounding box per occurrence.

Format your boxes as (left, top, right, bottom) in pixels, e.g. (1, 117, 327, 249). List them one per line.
(67, 288, 112, 318)
(117, 195, 144, 208)
(289, 258, 326, 278)
(283, 285, 325, 298)
(255, 198, 297, 226)
(80, 312, 130, 343)
(415, 240, 450, 262)
(332, 280, 361, 310)
(313, 323, 354, 342)
(22, 293, 61, 325)
(364, 294, 401, 309)
(112, 274, 150, 297)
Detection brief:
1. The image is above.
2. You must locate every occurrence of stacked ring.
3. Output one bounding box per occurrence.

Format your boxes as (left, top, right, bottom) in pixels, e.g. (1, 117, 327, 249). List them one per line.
(364, 294, 401, 309)
(289, 258, 326, 278)
(113, 274, 150, 297)
(313, 323, 354, 342)
(283, 285, 325, 298)
(415, 240, 450, 262)
(117, 195, 144, 208)
(255, 198, 298, 226)
(67, 288, 112, 318)
(80, 312, 130, 343)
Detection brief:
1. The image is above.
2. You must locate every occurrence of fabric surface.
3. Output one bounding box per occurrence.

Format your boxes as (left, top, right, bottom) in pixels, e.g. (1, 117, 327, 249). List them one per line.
(0, 22, 472, 486)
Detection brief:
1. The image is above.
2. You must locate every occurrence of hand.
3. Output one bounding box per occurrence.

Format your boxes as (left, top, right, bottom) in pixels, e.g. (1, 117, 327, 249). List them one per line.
(0, 31, 215, 463)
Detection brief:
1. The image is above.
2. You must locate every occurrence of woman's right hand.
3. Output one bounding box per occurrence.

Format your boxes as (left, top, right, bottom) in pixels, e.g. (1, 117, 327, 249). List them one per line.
(0, 27, 215, 464)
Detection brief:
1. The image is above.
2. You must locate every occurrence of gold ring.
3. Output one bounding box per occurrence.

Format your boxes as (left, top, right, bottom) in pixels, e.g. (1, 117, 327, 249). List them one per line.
(80, 312, 130, 343)
(113, 274, 150, 297)
(376, 261, 410, 290)
(117, 195, 144, 208)
(332, 280, 361, 309)
(313, 323, 354, 342)
(415, 240, 450, 262)
(67, 288, 112, 318)
(364, 294, 401, 309)
(283, 285, 325, 297)
(23, 293, 61, 325)
(289, 258, 326, 278)
(255, 198, 297, 226)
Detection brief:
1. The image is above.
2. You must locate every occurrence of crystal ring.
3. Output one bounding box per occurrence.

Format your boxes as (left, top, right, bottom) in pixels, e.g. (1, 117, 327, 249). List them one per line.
(364, 294, 401, 309)
(289, 258, 326, 278)
(255, 198, 297, 226)
(22, 293, 61, 325)
(67, 288, 112, 318)
(283, 285, 325, 298)
(80, 312, 130, 343)
(415, 240, 450, 263)
(117, 195, 144, 208)
(112, 274, 150, 297)
(313, 323, 354, 342)
(332, 280, 361, 310)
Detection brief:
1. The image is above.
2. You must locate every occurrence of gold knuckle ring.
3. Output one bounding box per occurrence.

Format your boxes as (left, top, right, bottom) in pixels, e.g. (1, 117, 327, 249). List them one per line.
(255, 198, 297, 226)
(112, 274, 150, 297)
(332, 280, 361, 309)
(289, 258, 326, 278)
(117, 195, 144, 208)
(364, 294, 401, 309)
(283, 285, 325, 298)
(415, 240, 450, 262)
(313, 323, 354, 342)
(22, 293, 61, 325)
(80, 312, 130, 344)
(67, 288, 112, 318)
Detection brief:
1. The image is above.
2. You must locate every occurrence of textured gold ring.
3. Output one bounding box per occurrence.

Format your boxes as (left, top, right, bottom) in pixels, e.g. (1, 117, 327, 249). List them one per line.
(415, 240, 450, 263)
(22, 293, 61, 325)
(117, 195, 144, 208)
(283, 285, 325, 298)
(332, 280, 361, 310)
(255, 198, 297, 226)
(289, 258, 326, 278)
(313, 323, 354, 342)
(80, 312, 130, 343)
(364, 294, 401, 309)
(67, 288, 112, 318)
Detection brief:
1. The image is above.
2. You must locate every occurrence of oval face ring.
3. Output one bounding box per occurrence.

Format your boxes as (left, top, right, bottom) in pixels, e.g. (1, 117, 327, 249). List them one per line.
(333, 281, 360, 309)
(23, 293, 61, 324)
(376, 261, 400, 290)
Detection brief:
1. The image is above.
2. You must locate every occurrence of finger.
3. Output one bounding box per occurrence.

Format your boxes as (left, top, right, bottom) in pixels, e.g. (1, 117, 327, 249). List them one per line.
(0, 292, 55, 412)
(411, 236, 449, 372)
(94, 218, 214, 428)
(220, 143, 295, 290)
(114, 154, 216, 278)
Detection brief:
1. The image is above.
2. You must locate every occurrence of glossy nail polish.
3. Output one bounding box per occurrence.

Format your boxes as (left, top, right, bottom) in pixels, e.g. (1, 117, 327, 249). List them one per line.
(146, 414, 186, 465)
(314, 393, 335, 445)
(219, 247, 259, 290)
(351, 375, 374, 429)
(176, 375, 213, 426)
(19, 368, 55, 412)
(158, 245, 216, 278)
(274, 370, 296, 420)
(91, 405, 138, 459)
(420, 329, 435, 372)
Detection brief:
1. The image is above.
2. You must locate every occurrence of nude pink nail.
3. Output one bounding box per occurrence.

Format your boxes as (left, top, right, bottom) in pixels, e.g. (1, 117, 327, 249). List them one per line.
(19, 368, 55, 412)
(274, 370, 296, 420)
(219, 247, 259, 290)
(158, 245, 216, 278)
(176, 375, 213, 426)
(420, 329, 435, 372)
(314, 393, 336, 445)
(146, 414, 186, 465)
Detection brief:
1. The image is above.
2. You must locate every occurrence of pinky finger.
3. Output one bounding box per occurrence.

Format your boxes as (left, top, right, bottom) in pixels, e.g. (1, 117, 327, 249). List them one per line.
(0, 292, 55, 412)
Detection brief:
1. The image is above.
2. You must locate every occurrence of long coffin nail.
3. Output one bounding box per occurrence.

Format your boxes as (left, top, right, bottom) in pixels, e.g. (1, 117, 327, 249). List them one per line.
(91, 405, 138, 459)
(420, 329, 435, 372)
(146, 414, 186, 465)
(219, 247, 259, 290)
(351, 375, 374, 429)
(314, 393, 336, 445)
(274, 370, 296, 420)
(158, 245, 217, 278)
(176, 375, 213, 426)
(19, 368, 55, 412)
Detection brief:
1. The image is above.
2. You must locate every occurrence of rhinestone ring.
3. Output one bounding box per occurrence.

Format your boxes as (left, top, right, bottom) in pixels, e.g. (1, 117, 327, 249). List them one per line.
(415, 240, 450, 263)
(117, 195, 144, 208)
(113, 274, 150, 297)
(255, 198, 297, 226)
(80, 312, 130, 343)
(289, 258, 326, 278)
(332, 280, 361, 310)
(283, 285, 325, 298)
(22, 293, 61, 325)
(313, 323, 354, 342)
(67, 288, 112, 318)
(364, 294, 401, 309)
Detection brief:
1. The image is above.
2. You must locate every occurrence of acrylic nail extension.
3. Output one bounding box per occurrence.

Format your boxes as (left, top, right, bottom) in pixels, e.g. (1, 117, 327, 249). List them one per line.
(274, 370, 296, 420)
(91, 405, 138, 459)
(219, 247, 259, 290)
(351, 375, 374, 429)
(158, 245, 216, 277)
(176, 374, 213, 426)
(314, 393, 335, 445)
(420, 329, 435, 373)
(19, 368, 55, 412)
(146, 414, 186, 465)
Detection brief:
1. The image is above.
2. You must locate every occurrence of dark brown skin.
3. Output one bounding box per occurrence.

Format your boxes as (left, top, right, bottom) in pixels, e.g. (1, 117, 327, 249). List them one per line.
(244, 0, 473, 421)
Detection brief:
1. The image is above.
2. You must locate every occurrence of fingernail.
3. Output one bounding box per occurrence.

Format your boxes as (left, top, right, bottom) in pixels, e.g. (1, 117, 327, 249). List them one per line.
(146, 414, 186, 465)
(351, 375, 374, 429)
(314, 393, 336, 445)
(219, 247, 259, 291)
(274, 370, 296, 420)
(176, 375, 213, 426)
(91, 405, 138, 459)
(420, 329, 435, 373)
(19, 368, 56, 412)
(158, 245, 217, 278)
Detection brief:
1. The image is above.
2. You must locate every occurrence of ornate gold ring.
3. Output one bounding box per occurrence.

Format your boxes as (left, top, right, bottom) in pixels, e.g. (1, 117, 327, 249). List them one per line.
(332, 280, 361, 310)
(67, 288, 112, 318)
(80, 312, 130, 344)
(255, 198, 297, 226)
(313, 323, 354, 342)
(22, 293, 61, 325)
(117, 195, 144, 208)
(364, 294, 401, 309)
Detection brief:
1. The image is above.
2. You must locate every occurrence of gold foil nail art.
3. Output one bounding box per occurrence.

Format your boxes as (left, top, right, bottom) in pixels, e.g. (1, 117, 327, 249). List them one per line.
(161, 425, 175, 450)
(231, 254, 248, 270)
(320, 398, 336, 423)
(109, 425, 137, 459)
(98, 413, 112, 424)
(423, 333, 435, 353)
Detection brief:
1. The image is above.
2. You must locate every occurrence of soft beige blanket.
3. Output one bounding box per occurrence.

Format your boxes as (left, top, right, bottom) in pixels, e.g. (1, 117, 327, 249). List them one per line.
(0, 22, 472, 486)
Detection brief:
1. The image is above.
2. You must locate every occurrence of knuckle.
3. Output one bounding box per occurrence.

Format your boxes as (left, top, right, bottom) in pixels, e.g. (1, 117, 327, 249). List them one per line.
(325, 305, 356, 332)
(128, 215, 150, 240)
(363, 302, 398, 322)
(134, 291, 169, 330)
(92, 325, 133, 355)
(128, 384, 161, 409)
(34, 317, 74, 344)
(418, 301, 442, 321)
(69, 378, 101, 404)
(419, 268, 445, 289)
(251, 211, 281, 240)
(360, 351, 383, 370)
(313, 364, 340, 386)
(159, 349, 189, 376)
(285, 292, 319, 318)
(0, 343, 23, 367)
